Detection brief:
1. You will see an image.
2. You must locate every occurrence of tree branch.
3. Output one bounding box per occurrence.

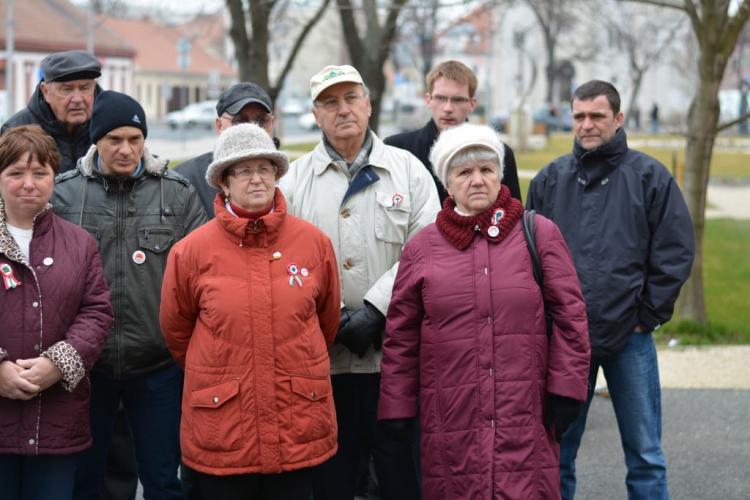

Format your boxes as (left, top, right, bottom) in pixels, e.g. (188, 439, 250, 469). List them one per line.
(716, 110, 750, 132)
(720, 0, 750, 60)
(270, 0, 332, 96)
(336, 0, 364, 63)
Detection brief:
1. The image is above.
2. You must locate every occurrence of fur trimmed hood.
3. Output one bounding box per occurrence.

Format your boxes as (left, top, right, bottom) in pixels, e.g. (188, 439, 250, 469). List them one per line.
(77, 144, 168, 178)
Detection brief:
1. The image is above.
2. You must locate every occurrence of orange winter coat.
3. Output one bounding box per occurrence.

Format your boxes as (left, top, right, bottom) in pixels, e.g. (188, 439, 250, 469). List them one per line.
(159, 189, 340, 475)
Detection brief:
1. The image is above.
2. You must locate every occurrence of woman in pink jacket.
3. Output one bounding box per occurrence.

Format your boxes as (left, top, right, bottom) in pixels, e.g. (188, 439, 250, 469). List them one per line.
(378, 123, 590, 499)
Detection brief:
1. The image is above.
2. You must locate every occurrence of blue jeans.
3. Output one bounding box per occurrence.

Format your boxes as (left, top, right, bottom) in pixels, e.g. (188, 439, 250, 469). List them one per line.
(313, 373, 421, 500)
(0, 453, 78, 500)
(74, 364, 184, 500)
(560, 332, 668, 500)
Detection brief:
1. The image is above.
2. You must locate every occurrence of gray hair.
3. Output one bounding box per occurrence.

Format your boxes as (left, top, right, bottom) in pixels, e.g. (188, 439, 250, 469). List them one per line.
(446, 147, 501, 187)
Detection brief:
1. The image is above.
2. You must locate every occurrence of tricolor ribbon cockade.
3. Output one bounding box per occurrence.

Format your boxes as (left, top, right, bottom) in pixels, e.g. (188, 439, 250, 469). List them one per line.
(288, 263, 303, 287)
(1, 263, 21, 289)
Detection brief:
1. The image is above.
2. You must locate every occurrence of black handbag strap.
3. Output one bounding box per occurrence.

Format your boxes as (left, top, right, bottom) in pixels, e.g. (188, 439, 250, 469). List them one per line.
(521, 210, 554, 341)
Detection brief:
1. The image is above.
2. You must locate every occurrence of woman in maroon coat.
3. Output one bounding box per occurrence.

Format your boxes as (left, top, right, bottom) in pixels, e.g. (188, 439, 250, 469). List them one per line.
(378, 123, 590, 500)
(0, 125, 113, 500)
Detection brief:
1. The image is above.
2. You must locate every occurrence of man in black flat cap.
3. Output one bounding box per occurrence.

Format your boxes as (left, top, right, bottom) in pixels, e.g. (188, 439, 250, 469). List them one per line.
(174, 82, 279, 219)
(174, 82, 278, 218)
(1, 50, 103, 173)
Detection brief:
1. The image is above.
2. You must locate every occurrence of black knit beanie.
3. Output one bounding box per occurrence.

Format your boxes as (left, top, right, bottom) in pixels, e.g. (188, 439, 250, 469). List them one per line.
(90, 90, 148, 144)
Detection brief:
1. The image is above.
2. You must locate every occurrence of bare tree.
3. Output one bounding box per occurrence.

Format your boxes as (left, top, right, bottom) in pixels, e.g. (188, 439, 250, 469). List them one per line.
(590, 1, 684, 125)
(226, 0, 332, 104)
(628, 0, 750, 324)
(336, 0, 409, 132)
(522, 0, 580, 103)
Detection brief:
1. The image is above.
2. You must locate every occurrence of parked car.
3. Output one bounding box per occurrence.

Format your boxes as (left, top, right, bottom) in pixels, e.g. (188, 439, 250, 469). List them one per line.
(166, 100, 218, 130)
(298, 112, 319, 130)
(533, 104, 572, 132)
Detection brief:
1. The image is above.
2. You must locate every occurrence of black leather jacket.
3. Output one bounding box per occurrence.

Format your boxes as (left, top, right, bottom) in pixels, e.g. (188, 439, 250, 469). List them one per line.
(51, 145, 208, 379)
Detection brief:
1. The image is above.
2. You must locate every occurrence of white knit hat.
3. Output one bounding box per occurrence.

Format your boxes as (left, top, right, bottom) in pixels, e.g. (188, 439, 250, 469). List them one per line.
(310, 65, 364, 101)
(429, 123, 505, 189)
(205, 123, 290, 189)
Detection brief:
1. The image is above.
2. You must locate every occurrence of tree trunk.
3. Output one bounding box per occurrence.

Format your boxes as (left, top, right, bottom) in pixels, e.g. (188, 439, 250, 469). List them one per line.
(674, 74, 721, 323)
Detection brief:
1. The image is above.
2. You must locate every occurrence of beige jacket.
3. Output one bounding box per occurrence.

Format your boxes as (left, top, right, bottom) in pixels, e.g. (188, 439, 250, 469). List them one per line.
(280, 134, 439, 374)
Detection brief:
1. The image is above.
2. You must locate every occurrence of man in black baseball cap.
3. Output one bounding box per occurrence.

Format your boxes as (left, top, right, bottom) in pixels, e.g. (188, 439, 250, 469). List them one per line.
(175, 82, 278, 218)
(1, 50, 103, 173)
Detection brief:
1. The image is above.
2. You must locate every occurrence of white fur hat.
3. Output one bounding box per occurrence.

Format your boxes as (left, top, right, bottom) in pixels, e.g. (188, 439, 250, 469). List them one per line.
(429, 123, 506, 189)
(205, 123, 289, 189)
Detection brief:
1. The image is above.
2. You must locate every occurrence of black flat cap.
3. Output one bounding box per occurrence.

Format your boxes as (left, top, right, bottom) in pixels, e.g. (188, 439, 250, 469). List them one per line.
(41, 50, 102, 83)
(216, 82, 273, 116)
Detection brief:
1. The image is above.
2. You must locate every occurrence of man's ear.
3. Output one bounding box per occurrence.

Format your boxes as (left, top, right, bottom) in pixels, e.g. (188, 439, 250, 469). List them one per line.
(40, 82, 51, 103)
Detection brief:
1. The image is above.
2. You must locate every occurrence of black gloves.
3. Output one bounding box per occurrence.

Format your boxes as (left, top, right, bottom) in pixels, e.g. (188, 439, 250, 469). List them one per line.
(380, 418, 414, 443)
(336, 302, 386, 358)
(544, 394, 581, 443)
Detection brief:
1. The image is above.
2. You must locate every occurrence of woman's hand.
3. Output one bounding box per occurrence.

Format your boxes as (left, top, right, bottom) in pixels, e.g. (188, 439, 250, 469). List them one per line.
(16, 357, 63, 392)
(0, 360, 41, 400)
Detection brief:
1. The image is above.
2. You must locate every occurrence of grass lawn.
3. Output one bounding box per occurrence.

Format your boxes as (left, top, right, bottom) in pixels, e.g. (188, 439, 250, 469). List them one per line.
(513, 133, 750, 179)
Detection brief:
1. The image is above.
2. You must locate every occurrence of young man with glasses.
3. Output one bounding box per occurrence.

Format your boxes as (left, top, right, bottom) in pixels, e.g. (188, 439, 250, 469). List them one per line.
(1, 50, 103, 174)
(385, 60, 521, 203)
(175, 82, 278, 218)
(280, 64, 439, 500)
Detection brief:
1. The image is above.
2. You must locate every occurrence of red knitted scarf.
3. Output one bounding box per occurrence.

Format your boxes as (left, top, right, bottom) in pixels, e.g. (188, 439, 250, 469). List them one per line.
(436, 185, 524, 250)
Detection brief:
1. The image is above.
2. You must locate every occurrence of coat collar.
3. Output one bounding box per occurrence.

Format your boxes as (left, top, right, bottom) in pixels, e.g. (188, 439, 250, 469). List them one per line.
(311, 133, 395, 176)
(214, 188, 287, 247)
(77, 143, 168, 179)
(0, 197, 54, 266)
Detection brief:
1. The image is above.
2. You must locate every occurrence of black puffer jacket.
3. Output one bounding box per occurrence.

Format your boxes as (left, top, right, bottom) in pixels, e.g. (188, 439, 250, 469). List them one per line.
(51, 145, 208, 379)
(527, 128, 694, 357)
(1, 83, 102, 173)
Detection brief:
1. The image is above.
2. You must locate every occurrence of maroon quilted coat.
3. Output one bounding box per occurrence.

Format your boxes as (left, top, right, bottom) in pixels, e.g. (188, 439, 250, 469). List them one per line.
(379, 211, 590, 500)
(0, 202, 113, 455)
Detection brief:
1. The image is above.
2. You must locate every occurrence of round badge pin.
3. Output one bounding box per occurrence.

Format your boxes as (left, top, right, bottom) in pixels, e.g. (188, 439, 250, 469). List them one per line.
(132, 250, 146, 265)
(301, 268, 309, 277)
(487, 226, 500, 238)
(43, 257, 54, 266)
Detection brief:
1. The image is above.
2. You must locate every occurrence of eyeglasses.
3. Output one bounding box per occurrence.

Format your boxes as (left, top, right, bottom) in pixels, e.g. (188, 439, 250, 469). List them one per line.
(223, 113, 273, 128)
(316, 93, 365, 112)
(430, 95, 471, 105)
(227, 164, 277, 181)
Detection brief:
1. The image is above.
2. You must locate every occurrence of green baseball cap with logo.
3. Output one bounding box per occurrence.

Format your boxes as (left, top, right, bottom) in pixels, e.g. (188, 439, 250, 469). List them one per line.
(310, 65, 364, 101)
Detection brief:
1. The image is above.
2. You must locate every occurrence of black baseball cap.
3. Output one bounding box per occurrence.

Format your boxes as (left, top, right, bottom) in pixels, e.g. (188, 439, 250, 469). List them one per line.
(41, 50, 101, 83)
(216, 82, 273, 116)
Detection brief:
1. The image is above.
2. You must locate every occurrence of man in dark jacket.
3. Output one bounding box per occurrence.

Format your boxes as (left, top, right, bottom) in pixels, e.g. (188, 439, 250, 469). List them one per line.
(1, 50, 102, 173)
(50, 91, 207, 500)
(385, 60, 521, 203)
(527, 80, 694, 500)
(174, 82, 278, 218)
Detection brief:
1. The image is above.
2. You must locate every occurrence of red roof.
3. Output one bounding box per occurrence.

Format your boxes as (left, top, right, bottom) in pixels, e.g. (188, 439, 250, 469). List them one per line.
(0, 0, 134, 58)
(100, 16, 236, 77)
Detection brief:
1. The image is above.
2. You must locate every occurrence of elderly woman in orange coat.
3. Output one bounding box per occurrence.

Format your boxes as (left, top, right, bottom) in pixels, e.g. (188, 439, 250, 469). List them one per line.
(159, 124, 341, 500)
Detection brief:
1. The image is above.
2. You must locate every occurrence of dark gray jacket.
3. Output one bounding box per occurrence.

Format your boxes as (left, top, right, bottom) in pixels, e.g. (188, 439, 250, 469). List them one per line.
(527, 128, 694, 357)
(1, 83, 102, 173)
(51, 145, 208, 379)
(174, 151, 220, 219)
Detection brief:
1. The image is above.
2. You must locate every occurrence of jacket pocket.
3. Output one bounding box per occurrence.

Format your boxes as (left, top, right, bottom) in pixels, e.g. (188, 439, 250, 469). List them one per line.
(290, 375, 332, 444)
(81, 225, 101, 248)
(374, 191, 411, 244)
(189, 377, 243, 451)
(137, 227, 175, 254)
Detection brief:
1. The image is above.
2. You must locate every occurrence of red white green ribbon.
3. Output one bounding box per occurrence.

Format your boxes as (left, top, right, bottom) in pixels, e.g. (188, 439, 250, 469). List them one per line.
(288, 263, 303, 287)
(491, 208, 505, 225)
(1, 263, 21, 289)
